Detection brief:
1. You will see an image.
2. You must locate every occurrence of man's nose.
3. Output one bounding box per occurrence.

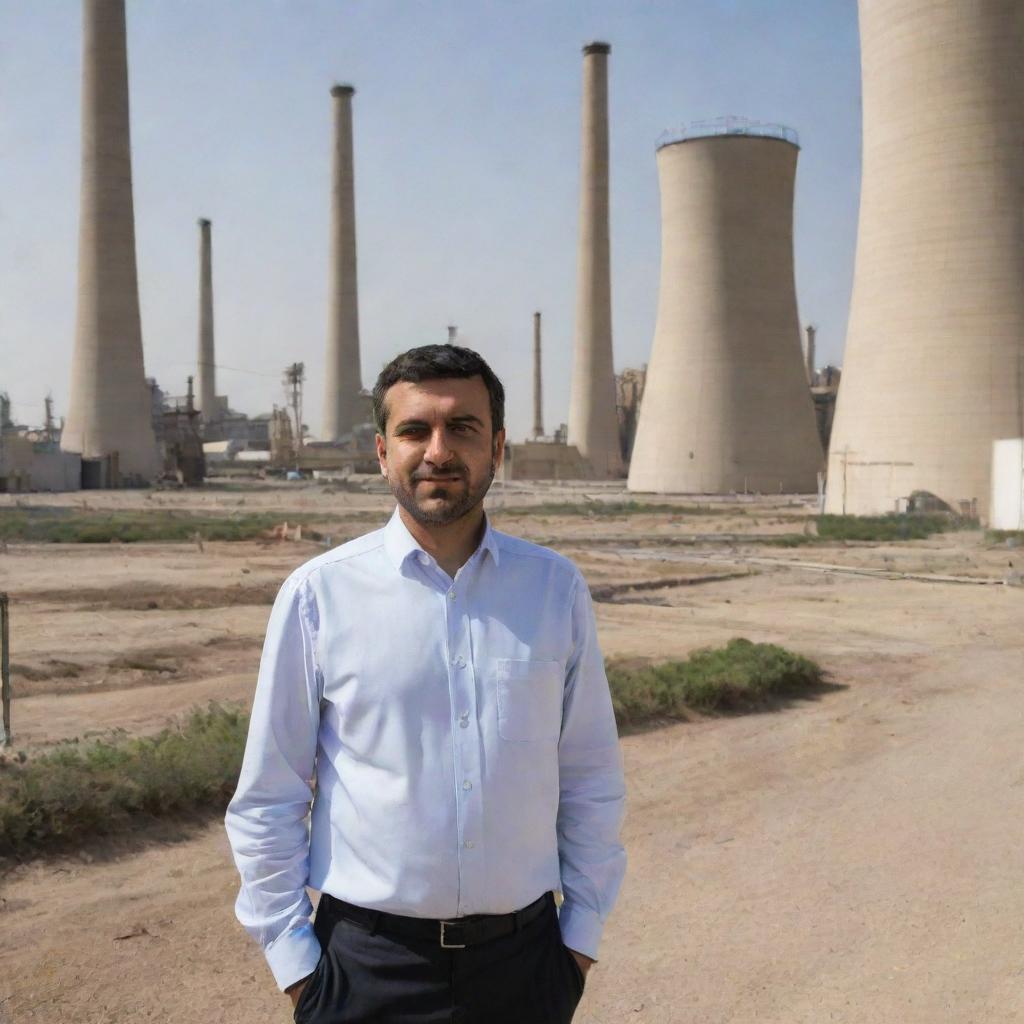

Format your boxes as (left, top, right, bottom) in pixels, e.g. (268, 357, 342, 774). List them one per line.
(424, 427, 453, 466)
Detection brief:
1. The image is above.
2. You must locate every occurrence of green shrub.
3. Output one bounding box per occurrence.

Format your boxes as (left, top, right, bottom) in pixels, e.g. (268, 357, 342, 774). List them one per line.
(0, 509, 292, 543)
(0, 641, 823, 857)
(607, 638, 823, 726)
(815, 513, 962, 542)
(0, 704, 248, 856)
(495, 501, 739, 518)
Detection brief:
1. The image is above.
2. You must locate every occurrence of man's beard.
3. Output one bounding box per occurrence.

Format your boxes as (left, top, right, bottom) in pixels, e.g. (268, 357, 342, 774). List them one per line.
(389, 452, 497, 527)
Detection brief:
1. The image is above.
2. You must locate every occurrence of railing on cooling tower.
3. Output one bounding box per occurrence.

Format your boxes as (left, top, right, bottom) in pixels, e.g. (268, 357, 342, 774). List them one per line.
(657, 116, 800, 149)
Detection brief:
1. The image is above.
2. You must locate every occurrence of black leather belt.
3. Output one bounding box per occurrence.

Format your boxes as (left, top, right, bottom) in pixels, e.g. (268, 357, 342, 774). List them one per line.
(318, 891, 552, 949)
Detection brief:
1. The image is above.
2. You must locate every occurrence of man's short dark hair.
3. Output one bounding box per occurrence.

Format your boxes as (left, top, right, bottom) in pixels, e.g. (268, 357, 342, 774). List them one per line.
(372, 344, 505, 437)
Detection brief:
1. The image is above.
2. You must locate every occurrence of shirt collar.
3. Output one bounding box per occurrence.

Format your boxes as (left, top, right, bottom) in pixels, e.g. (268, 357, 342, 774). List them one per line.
(382, 507, 501, 571)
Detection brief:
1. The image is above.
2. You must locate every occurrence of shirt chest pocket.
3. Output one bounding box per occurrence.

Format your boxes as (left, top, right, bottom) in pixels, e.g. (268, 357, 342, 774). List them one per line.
(493, 658, 564, 743)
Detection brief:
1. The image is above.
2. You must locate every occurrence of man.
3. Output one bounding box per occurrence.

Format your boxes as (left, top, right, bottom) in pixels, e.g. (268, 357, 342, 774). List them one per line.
(225, 344, 626, 1023)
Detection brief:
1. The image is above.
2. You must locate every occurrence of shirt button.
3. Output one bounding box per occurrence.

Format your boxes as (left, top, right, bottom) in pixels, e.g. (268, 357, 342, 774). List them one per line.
(462, 780, 472, 790)
(463, 840, 474, 849)
(459, 718, 469, 729)
(453, 655, 466, 668)
(448, 589, 456, 601)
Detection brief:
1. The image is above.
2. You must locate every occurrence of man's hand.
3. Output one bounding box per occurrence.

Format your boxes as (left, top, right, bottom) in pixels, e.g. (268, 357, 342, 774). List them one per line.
(567, 948, 595, 979)
(286, 974, 313, 1009)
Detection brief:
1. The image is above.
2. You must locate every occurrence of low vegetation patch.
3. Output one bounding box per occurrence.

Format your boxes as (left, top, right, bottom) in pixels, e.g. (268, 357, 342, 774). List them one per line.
(0, 508, 296, 543)
(496, 501, 741, 518)
(987, 529, 1024, 545)
(607, 638, 824, 727)
(0, 641, 823, 858)
(0, 704, 247, 857)
(815, 513, 966, 543)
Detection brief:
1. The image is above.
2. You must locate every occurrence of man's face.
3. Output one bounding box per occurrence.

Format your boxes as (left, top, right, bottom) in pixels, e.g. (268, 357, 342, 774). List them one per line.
(376, 376, 505, 527)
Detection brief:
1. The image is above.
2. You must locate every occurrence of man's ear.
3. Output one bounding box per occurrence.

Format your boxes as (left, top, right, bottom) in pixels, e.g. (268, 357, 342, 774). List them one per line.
(493, 428, 506, 471)
(375, 432, 388, 478)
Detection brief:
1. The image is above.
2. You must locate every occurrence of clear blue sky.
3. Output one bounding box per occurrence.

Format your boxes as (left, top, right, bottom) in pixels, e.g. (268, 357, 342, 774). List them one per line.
(1, 1, 861, 442)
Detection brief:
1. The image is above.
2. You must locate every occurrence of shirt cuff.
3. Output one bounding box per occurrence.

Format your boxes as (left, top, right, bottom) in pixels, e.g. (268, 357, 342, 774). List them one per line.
(557, 898, 604, 962)
(265, 921, 323, 992)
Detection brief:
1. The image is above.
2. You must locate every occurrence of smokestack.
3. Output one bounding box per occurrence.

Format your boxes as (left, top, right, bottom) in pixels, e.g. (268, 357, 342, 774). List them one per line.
(627, 128, 823, 494)
(568, 42, 624, 479)
(533, 311, 544, 438)
(805, 324, 817, 384)
(447, 325, 458, 343)
(62, 0, 158, 481)
(825, 0, 1024, 519)
(322, 83, 362, 441)
(196, 218, 216, 421)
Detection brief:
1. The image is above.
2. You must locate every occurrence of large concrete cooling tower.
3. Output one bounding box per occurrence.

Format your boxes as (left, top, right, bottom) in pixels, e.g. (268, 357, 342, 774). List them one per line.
(62, 0, 158, 482)
(628, 124, 823, 494)
(825, 0, 1024, 518)
(568, 42, 624, 479)
(196, 218, 216, 423)
(322, 84, 362, 441)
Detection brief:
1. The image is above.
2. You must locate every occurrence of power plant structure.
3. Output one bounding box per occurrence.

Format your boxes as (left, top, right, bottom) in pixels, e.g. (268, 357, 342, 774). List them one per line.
(568, 42, 624, 479)
(532, 311, 544, 439)
(322, 83, 363, 442)
(196, 217, 217, 424)
(825, 0, 1024, 519)
(61, 0, 158, 484)
(628, 121, 823, 494)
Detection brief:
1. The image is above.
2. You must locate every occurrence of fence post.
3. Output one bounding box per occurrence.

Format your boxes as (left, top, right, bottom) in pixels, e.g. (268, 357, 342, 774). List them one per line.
(1, 593, 9, 747)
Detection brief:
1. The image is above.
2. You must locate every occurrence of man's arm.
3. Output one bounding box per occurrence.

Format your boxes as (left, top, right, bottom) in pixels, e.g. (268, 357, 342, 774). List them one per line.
(224, 572, 324, 992)
(556, 571, 627, 969)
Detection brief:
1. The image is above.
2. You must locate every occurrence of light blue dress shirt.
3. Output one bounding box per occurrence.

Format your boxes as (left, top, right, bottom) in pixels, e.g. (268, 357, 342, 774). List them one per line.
(225, 509, 626, 991)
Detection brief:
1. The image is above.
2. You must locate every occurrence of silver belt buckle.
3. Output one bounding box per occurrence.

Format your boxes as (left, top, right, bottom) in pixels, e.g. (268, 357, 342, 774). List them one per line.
(439, 921, 466, 949)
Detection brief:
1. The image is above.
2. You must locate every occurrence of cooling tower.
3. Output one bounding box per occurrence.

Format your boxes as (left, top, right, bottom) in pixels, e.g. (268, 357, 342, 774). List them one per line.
(627, 127, 823, 494)
(568, 42, 624, 478)
(62, 0, 158, 481)
(322, 84, 362, 441)
(196, 218, 216, 422)
(825, 0, 1024, 518)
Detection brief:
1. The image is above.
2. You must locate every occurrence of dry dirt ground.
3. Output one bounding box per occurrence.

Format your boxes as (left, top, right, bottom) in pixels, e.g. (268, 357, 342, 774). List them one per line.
(0, 482, 1022, 1023)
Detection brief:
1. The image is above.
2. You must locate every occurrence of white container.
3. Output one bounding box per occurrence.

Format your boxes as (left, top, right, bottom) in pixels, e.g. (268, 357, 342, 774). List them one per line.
(990, 439, 1024, 530)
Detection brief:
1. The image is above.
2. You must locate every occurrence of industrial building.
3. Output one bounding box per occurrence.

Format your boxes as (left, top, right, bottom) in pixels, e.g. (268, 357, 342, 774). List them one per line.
(60, 0, 159, 485)
(825, 0, 1024, 519)
(628, 121, 823, 494)
(568, 42, 624, 480)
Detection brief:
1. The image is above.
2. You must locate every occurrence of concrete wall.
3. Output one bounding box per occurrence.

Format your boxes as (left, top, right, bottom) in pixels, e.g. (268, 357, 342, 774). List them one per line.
(499, 442, 591, 481)
(0, 436, 81, 492)
(825, 0, 1024, 519)
(628, 135, 823, 494)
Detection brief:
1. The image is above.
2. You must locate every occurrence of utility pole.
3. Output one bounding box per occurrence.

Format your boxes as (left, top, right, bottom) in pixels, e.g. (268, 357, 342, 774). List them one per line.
(284, 362, 306, 454)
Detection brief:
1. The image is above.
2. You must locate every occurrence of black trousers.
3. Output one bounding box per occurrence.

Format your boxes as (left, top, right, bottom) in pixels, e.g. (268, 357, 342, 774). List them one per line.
(293, 892, 586, 1024)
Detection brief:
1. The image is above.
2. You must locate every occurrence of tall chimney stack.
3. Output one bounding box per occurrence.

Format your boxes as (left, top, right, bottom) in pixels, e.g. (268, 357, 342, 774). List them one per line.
(804, 324, 817, 384)
(196, 218, 216, 421)
(62, 0, 158, 482)
(568, 42, 623, 478)
(533, 311, 544, 438)
(322, 84, 362, 441)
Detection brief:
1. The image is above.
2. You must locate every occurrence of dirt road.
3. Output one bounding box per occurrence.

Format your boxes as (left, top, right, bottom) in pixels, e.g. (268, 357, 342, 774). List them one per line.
(1, 490, 1022, 1022)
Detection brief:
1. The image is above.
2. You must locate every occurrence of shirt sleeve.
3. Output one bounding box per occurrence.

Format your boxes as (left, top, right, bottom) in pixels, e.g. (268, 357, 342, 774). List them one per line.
(224, 572, 324, 991)
(556, 570, 627, 961)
